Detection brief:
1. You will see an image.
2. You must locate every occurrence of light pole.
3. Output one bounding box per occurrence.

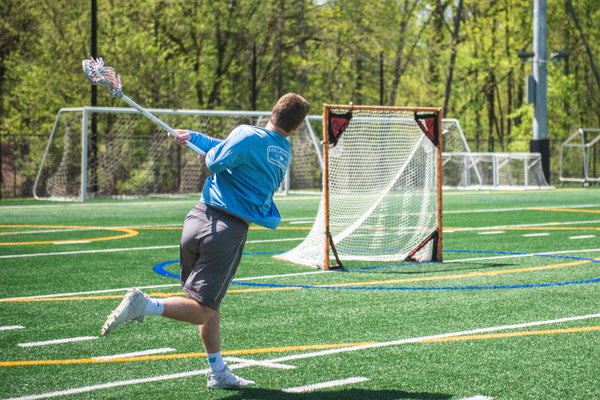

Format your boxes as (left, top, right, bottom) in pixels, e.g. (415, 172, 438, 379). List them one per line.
(530, 0, 550, 183)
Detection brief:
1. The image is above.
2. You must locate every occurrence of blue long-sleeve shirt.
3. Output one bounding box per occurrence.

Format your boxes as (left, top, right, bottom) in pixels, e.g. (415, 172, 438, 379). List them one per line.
(188, 125, 291, 230)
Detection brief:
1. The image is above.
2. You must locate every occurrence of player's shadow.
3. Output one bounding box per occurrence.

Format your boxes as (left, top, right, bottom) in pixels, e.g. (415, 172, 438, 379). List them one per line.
(221, 388, 451, 399)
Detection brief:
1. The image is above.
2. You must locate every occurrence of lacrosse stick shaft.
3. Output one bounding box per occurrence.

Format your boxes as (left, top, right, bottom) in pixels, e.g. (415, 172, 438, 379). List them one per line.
(117, 93, 206, 156)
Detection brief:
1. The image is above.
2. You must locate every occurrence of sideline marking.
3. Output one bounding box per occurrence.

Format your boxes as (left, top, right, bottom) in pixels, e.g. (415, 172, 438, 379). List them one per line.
(18, 336, 98, 348)
(282, 377, 370, 393)
(457, 396, 493, 400)
(2, 315, 599, 399)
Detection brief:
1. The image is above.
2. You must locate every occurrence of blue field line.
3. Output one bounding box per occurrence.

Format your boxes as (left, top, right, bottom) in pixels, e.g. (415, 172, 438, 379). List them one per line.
(153, 249, 600, 291)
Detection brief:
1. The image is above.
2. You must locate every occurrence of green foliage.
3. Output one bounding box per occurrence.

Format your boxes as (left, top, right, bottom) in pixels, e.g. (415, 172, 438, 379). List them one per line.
(2, 0, 600, 193)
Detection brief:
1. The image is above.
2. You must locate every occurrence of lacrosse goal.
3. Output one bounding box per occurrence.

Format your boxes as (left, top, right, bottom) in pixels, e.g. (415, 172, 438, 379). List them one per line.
(33, 107, 322, 201)
(276, 105, 443, 270)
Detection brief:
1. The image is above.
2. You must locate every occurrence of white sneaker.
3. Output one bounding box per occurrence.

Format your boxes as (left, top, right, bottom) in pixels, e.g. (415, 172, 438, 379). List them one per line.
(101, 288, 148, 336)
(207, 364, 256, 389)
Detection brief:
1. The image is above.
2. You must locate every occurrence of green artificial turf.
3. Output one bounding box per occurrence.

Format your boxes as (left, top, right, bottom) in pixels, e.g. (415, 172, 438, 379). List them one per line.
(1, 187, 599, 399)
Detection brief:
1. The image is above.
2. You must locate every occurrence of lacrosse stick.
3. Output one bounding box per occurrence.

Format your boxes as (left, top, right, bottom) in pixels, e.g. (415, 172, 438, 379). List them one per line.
(82, 57, 205, 156)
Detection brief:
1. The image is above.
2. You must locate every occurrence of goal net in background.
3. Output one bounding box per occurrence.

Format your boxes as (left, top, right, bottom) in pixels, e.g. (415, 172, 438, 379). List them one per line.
(33, 107, 322, 201)
(441, 119, 550, 189)
(559, 128, 600, 186)
(443, 152, 549, 188)
(276, 105, 443, 270)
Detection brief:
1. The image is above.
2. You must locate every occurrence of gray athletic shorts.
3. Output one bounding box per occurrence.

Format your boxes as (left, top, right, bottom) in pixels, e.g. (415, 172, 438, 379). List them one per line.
(179, 202, 248, 310)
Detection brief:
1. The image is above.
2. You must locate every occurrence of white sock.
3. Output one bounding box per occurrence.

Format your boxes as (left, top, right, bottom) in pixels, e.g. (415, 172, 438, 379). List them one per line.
(143, 298, 164, 316)
(207, 352, 225, 372)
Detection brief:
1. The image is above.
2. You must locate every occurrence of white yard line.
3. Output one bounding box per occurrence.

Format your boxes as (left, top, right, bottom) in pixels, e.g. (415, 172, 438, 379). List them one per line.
(0, 245, 179, 259)
(282, 377, 370, 393)
(0, 237, 305, 260)
(224, 356, 296, 370)
(0, 326, 24, 331)
(266, 313, 600, 365)
(1, 369, 213, 400)
(92, 348, 176, 361)
(3, 312, 599, 400)
(18, 336, 98, 348)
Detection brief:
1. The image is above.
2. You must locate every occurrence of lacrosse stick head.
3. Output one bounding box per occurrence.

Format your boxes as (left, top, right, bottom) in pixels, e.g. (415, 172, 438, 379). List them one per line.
(82, 57, 123, 97)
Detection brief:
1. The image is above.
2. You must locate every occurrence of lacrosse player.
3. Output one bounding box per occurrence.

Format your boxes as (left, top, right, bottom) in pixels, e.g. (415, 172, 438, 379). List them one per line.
(101, 93, 310, 390)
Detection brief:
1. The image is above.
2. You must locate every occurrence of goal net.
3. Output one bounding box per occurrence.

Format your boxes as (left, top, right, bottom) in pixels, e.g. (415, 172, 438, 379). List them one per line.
(560, 128, 600, 185)
(276, 105, 443, 270)
(34, 107, 322, 201)
(441, 119, 551, 190)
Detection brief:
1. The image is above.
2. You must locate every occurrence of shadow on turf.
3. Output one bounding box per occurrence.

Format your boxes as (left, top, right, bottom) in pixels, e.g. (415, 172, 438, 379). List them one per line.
(220, 388, 451, 399)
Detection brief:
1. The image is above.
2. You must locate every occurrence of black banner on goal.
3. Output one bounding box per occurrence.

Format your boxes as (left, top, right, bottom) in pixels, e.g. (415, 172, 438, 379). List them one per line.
(414, 112, 440, 147)
(328, 111, 353, 146)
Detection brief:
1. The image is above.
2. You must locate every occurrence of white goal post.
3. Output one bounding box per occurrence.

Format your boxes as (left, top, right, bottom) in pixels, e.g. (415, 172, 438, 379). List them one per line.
(276, 105, 443, 270)
(559, 128, 600, 185)
(33, 107, 323, 201)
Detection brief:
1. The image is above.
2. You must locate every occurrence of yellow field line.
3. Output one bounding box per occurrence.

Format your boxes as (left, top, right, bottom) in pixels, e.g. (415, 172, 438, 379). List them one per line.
(2, 326, 598, 367)
(420, 325, 600, 343)
(0, 225, 138, 246)
(0, 224, 309, 245)
(3, 257, 596, 303)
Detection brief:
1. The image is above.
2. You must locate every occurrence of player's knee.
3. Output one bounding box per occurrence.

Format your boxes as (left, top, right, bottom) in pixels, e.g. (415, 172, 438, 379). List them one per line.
(191, 300, 217, 325)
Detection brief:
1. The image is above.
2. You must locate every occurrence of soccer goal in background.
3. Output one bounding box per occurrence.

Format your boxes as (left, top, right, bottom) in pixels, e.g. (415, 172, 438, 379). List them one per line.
(559, 128, 600, 186)
(33, 107, 323, 201)
(276, 105, 443, 270)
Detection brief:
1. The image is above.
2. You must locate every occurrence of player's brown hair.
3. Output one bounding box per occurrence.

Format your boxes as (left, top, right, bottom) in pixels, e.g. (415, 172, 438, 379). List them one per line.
(270, 93, 311, 133)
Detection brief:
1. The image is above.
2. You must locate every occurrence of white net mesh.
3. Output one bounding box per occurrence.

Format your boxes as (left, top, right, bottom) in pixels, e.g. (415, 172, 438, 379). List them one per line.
(277, 106, 441, 269)
(34, 108, 322, 200)
(443, 152, 550, 189)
